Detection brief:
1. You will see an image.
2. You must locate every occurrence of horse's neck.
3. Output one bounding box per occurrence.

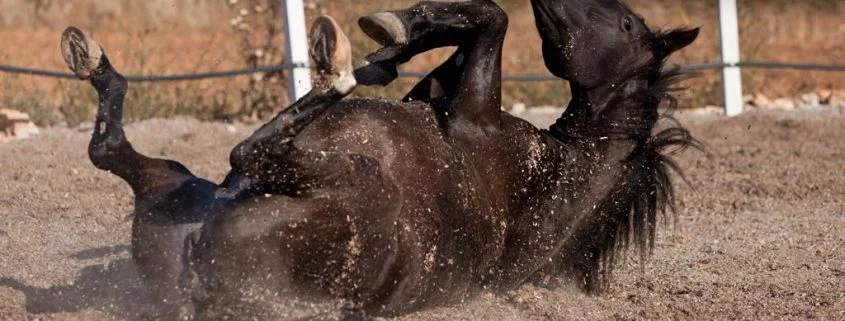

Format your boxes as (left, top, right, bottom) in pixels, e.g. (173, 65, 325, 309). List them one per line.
(551, 73, 658, 141)
(544, 73, 660, 207)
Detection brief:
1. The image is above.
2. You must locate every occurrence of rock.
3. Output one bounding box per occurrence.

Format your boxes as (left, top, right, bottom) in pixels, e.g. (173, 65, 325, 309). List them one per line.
(0, 109, 39, 142)
(770, 98, 796, 111)
(818, 89, 833, 105)
(508, 102, 526, 114)
(751, 93, 771, 107)
(799, 93, 820, 108)
(694, 105, 725, 115)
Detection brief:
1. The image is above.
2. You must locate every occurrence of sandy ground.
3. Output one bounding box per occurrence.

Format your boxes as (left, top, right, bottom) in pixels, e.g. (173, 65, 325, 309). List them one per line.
(0, 108, 843, 320)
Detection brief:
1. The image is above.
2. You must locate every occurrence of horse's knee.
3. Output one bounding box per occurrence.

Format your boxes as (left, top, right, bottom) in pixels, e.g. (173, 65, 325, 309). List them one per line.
(476, 0, 508, 36)
(229, 141, 275, 178)
(228, 142, 252, 174)
(88, 125, 131, 171)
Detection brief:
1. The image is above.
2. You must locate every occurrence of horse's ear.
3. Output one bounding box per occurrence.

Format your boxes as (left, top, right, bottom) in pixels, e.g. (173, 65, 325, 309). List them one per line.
(655, 28, 700, 57)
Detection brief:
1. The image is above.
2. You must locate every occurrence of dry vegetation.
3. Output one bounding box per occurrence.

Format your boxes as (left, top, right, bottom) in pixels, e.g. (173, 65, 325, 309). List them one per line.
(0, 0, 842, 126)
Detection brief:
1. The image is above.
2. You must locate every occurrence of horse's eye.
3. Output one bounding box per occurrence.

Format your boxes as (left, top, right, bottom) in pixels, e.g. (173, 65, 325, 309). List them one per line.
(623, 16, 633, 32)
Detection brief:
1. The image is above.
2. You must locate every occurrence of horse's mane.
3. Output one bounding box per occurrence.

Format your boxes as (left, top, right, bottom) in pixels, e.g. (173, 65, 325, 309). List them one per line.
(566, 47, 705, 290)
(620, 63, 700, 248)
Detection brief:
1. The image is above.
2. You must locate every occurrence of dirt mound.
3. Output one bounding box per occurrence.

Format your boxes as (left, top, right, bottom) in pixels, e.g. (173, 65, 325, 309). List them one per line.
(1, 110, 843, 320)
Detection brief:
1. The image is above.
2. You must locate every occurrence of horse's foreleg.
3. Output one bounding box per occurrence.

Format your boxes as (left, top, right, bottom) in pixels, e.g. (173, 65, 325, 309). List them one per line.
(230, 16, 356, 179)
(358, 0, 507, 135)
(400, 49, 465, 106)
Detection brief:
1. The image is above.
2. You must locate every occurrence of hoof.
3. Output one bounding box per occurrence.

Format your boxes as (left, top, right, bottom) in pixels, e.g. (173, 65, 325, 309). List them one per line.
(60, 26, 104, 80)
(309, 16, 356, 95)
(358, 12, 408, 47)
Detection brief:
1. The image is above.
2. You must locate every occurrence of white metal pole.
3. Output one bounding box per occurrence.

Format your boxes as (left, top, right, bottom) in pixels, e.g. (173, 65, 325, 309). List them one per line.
(281, 0, 312, 101)
(718, 0, 743, 117)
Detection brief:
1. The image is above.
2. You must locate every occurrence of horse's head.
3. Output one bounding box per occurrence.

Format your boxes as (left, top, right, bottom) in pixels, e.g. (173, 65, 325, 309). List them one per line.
(531, 0, 699, 88)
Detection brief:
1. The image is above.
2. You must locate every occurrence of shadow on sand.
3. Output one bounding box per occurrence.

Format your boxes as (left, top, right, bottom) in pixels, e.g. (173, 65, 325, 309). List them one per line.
(0, 245, 160, 320)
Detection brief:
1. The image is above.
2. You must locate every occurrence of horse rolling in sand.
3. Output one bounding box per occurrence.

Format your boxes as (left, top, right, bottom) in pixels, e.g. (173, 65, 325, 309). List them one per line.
(60, 0, 700, 319)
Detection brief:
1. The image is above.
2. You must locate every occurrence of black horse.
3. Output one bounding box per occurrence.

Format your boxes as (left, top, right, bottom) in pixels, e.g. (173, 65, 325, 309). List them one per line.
(60, 0, 699, 319)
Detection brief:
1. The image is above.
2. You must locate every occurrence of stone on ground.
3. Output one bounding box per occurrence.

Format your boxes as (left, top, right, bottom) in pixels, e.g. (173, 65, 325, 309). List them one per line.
(0, 109, 39, 142)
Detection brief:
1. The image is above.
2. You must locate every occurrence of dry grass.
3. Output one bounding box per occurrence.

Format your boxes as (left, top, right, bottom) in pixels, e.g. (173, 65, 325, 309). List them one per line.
(0, 0, 842, 126)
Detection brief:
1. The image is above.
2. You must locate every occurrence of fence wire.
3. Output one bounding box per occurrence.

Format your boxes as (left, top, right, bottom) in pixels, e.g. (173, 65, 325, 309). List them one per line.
(1, 61, 843, 83)
(0, 63, 306, 82)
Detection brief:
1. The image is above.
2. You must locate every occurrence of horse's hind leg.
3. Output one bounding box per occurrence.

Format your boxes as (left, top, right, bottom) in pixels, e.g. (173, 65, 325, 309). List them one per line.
(61, 27, 220, 318)
(192, 153, 402, 318)
(230, 16, 357, 178)
(62, 27, 202, 195)
(359, 0, 507, 135)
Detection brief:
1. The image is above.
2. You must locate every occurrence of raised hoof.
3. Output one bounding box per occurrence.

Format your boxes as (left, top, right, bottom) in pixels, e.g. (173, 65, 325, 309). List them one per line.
(60, 26, 104, 80)
(358, 12, 408, 47)
(309, 16, 356, 95)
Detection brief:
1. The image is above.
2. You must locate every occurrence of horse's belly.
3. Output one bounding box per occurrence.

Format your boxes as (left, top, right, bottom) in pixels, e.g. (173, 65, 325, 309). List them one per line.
(214, 98, 519, 313)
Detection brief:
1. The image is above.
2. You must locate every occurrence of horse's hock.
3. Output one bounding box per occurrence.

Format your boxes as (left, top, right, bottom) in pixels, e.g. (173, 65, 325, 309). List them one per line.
(0, 109, 39, 141)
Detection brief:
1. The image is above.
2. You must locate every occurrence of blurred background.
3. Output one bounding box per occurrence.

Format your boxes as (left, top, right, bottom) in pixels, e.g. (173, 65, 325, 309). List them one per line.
(0, 0, 842, 127)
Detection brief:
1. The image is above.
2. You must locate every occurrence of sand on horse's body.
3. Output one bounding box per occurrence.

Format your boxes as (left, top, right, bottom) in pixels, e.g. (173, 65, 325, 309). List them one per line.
(11, 0, 708, 319)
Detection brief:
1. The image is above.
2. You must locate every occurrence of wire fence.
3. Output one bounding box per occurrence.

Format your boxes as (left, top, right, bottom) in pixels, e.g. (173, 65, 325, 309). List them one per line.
(0, 62, 303, 82)
(1, 60, 843, 83)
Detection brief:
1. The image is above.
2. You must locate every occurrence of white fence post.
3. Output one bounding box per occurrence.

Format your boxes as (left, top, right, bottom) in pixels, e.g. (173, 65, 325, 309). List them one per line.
(718, 0, 743, 117)
(281, 0, 312, 101)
